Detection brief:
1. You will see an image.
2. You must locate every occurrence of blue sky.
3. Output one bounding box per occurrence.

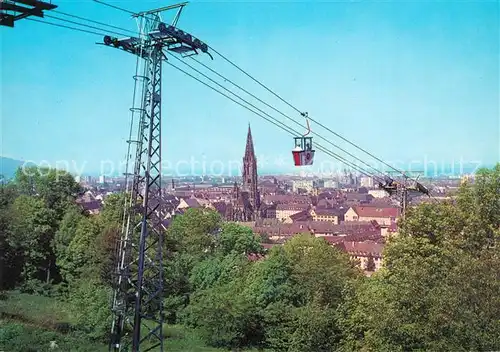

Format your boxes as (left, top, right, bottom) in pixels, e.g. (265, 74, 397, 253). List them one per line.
(1, 0, 499, 176)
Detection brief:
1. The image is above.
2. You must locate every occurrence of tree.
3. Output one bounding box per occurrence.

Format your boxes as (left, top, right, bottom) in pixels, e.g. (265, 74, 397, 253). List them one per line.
(339, 164, 500, 351)
(190, 253, 251, 292)
(99, 192, 125, 226)
(340, 236, 500, 352)
(216, 222, 263, 256)
(9, 195, 58, 292)
(0, 182, 18, 290)
(161, 209, 223, 322)
(184, 234, 359, 351)
(14, 166, 81, 221)
(95, 193, 126, 286)
(365, 255, 376, 272)
(183, 276, 262, 350)
(67, 278, 112, 341)
(282, 234, 359, 306)
(259, 235, 358, 351)
(166, 208, 222, 260)
(399, 163, 500, 254)
(53, 206, 85, 261)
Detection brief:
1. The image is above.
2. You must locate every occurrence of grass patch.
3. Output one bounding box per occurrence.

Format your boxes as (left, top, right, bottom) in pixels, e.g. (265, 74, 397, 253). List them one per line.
(0, 292, 264, 351)
(0, 291, 71, 330)
(0, 320, 108, 352)
(164, 325, 232, 351)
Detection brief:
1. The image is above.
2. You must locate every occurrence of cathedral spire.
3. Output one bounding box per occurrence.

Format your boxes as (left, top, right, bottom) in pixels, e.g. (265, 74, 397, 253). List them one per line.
(244, 124, 255, 159)
(240, 124, 260, 221)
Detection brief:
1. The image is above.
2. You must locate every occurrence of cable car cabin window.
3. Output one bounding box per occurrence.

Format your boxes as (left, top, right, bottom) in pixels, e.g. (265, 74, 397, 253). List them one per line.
(303, 137, 313, 151)
(294, 137, 313, 151)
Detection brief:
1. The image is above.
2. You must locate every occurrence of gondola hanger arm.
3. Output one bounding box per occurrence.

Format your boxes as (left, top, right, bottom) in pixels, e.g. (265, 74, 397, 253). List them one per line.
(301, 112, 311, 137)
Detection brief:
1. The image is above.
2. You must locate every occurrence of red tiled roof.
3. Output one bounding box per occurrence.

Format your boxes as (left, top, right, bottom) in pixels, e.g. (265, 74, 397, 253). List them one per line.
(316, 199, 337, 208)
(212, 201, 228, 216)
(321, 236, 346, 244)
(346, 193, 373, 202)
(276, 203, 310, 211)
(289, 209, 312, 222)
(253, 223, 309, 236)
(263, 194, 311, 204)
(336, 240, 384, 257)
(352, 206, 400, 218)
(80, 200, 102, 211)
(309, 221, 380, 236)
(313, 207, 343, 216)
(184, 198, 201, 208)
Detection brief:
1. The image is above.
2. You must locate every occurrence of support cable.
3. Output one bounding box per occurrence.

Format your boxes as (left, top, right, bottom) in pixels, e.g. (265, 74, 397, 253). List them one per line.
(26, 5, 431, 196)
(44, 14, 132, 38)
(164, 59, 382, 180)
(25, 17, 108, 36)
(87, 0, 427, 187)
(88, 0, 431, 188)
(207, 46, 419, 182)
(187, 55, 387, 178)
(51, 9, 140, 36)
(93, 0, 144, 17)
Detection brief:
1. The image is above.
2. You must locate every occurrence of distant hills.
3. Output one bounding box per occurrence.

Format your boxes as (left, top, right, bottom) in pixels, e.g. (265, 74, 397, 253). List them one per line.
(0, 157, 27, 180)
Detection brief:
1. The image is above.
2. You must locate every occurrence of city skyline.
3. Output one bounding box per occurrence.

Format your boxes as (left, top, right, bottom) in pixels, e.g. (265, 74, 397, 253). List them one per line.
(2, 1, 499, 174)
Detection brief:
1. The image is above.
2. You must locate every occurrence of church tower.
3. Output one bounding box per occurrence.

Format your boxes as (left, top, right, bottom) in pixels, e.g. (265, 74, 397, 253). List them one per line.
(242, 124, 260, 219)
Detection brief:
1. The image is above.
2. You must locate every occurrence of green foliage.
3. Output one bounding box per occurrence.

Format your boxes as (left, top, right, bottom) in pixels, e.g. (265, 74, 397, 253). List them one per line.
(216, 222, 263, 256)
(0, 322, 107, 352)
(185, 234, 358, 351)
(99, 192, 125, 225)
(9, 195, 58, 292)
(57, 216, 101, 284)
(1, 164, 499, 350)
(265, 302, 340, 352)
(167, 208, 222, 259)
(0, 291, 69, 327)
(163, 209, 226, 322)
(365, 255, 376, 271)
(14, 166, 81, 221)
(190, 253, 251, 292)
(2, 167, 81, 293)
(0, 183, 17, 290)
(66, 279, 112, 342)
(339, 164, 500, 351)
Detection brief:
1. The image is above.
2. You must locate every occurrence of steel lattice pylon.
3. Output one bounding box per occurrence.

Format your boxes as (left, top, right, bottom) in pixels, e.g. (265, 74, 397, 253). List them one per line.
(101, 3, 211, 350)
(110, 19, 165, 352)
(107, 6, 179, 352)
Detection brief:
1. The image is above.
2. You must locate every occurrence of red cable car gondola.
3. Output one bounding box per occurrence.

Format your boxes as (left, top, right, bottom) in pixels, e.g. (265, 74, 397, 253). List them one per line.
(292, 113, 315, 166)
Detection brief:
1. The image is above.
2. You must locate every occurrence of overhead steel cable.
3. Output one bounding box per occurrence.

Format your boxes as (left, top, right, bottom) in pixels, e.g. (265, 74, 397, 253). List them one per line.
(207, 46, 418, 181)
(187, 55, 388, 179)
(26, 9, 385, 182)
(165, 52, 384, 180)
(92, 0, 152, 19)
(44, 14, 132, 38)
(25, 18, 108, 37)
(163, 59, 383, 180)
(51, 9, 140, 37)
(88, 0, 428, 187)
